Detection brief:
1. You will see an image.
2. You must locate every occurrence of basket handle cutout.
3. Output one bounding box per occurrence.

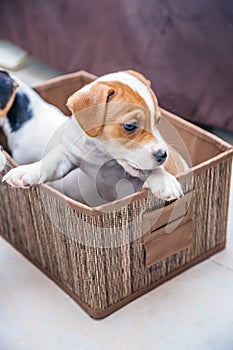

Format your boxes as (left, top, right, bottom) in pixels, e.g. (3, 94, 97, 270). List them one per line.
(143, 191, 194, 267)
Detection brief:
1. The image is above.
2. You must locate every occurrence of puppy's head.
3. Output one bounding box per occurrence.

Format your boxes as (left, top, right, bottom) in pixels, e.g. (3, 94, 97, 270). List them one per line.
(0, 70, 18, 117)
(67, 70, 168, 178)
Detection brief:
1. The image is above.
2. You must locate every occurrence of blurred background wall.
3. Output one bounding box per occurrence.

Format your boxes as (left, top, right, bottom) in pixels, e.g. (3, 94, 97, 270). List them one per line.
(0, 0, 232, 131)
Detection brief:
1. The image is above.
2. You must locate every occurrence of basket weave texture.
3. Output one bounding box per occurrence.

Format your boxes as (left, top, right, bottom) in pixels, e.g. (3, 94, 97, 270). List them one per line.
(0, 71, 232, 318)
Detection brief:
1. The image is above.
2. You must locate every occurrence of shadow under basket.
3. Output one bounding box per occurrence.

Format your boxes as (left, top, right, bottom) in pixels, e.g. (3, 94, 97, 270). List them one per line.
(0, 71, 232, 319)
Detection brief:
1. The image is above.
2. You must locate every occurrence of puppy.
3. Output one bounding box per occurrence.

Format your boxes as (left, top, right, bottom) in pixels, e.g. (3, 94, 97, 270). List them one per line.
(3, 70, 188, 206)
(0, 70, 67, 165)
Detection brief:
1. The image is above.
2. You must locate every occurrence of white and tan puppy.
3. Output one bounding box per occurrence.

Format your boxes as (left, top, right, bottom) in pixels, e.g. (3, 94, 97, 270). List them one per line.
(3, 70, 188, 206)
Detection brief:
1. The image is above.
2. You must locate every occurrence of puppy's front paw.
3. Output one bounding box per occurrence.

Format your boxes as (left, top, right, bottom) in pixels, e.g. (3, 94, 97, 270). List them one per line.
(2, 162, 44, 188)
(143, 171, 183, 201)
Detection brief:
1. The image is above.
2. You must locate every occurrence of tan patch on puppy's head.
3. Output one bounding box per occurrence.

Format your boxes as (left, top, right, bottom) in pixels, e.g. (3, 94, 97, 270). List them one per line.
(96, 80, 156, 149)
(100, 76, 161, 150)
(103, 122, 155, 150)
(67, 79, 150, 139)
(102, 81, 147, 107)
(67, 72, 161, 152)
(67, 82, 115, 137)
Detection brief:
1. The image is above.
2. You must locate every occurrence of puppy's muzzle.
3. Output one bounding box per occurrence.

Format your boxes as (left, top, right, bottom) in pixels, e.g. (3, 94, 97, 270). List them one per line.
(153, 149, 167, 166)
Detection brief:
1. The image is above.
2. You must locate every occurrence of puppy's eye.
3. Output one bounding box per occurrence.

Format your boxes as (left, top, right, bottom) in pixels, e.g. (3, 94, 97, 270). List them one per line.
(123, 122, 138, 132)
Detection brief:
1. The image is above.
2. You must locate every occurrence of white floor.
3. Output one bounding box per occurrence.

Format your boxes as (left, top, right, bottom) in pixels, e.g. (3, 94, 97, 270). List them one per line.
(0, 186, 232, 350)
(0, 47, 233, 350)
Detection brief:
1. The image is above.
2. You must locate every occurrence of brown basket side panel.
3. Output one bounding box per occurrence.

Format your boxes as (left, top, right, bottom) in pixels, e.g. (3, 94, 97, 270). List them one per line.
(34, 71, 97, 115)
(129, 158, 231, 295)
(0, 158, 231, 312)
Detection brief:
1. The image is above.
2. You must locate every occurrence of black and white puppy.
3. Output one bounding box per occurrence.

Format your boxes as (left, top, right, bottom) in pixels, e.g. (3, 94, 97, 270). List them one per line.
(0, 70, 67, 165)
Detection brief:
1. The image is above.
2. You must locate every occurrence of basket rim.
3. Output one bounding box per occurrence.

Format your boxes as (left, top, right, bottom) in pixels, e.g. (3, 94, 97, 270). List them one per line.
(5, 142, 232, 216)
(33, 70, 97, 92)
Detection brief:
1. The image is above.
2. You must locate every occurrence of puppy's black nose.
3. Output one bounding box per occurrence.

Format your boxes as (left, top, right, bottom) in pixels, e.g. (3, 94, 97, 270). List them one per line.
(153, 149, 167, 165)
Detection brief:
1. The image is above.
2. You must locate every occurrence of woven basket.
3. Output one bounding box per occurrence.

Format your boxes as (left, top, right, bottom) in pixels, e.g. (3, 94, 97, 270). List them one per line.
(0, 71, 232, 318)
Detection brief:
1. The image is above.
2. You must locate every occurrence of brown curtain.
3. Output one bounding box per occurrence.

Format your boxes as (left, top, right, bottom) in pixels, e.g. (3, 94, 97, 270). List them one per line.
(0, 0, 232, 130)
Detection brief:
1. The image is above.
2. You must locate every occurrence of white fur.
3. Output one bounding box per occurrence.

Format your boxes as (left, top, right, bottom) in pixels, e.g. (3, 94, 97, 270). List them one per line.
(143, 168, 183, 200)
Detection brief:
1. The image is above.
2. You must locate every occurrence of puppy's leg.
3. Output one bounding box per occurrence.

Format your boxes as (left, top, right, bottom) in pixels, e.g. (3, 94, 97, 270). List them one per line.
(2, 161, 42, 187)
(0, 149, 6, 172)
(143, 167, 183, 201)
(2, 143, 75, 188)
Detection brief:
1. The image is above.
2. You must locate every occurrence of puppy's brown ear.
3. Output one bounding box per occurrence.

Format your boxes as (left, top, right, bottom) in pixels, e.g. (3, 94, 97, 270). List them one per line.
(125, 70, 151, 88)
(67, 82, 115, 137)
